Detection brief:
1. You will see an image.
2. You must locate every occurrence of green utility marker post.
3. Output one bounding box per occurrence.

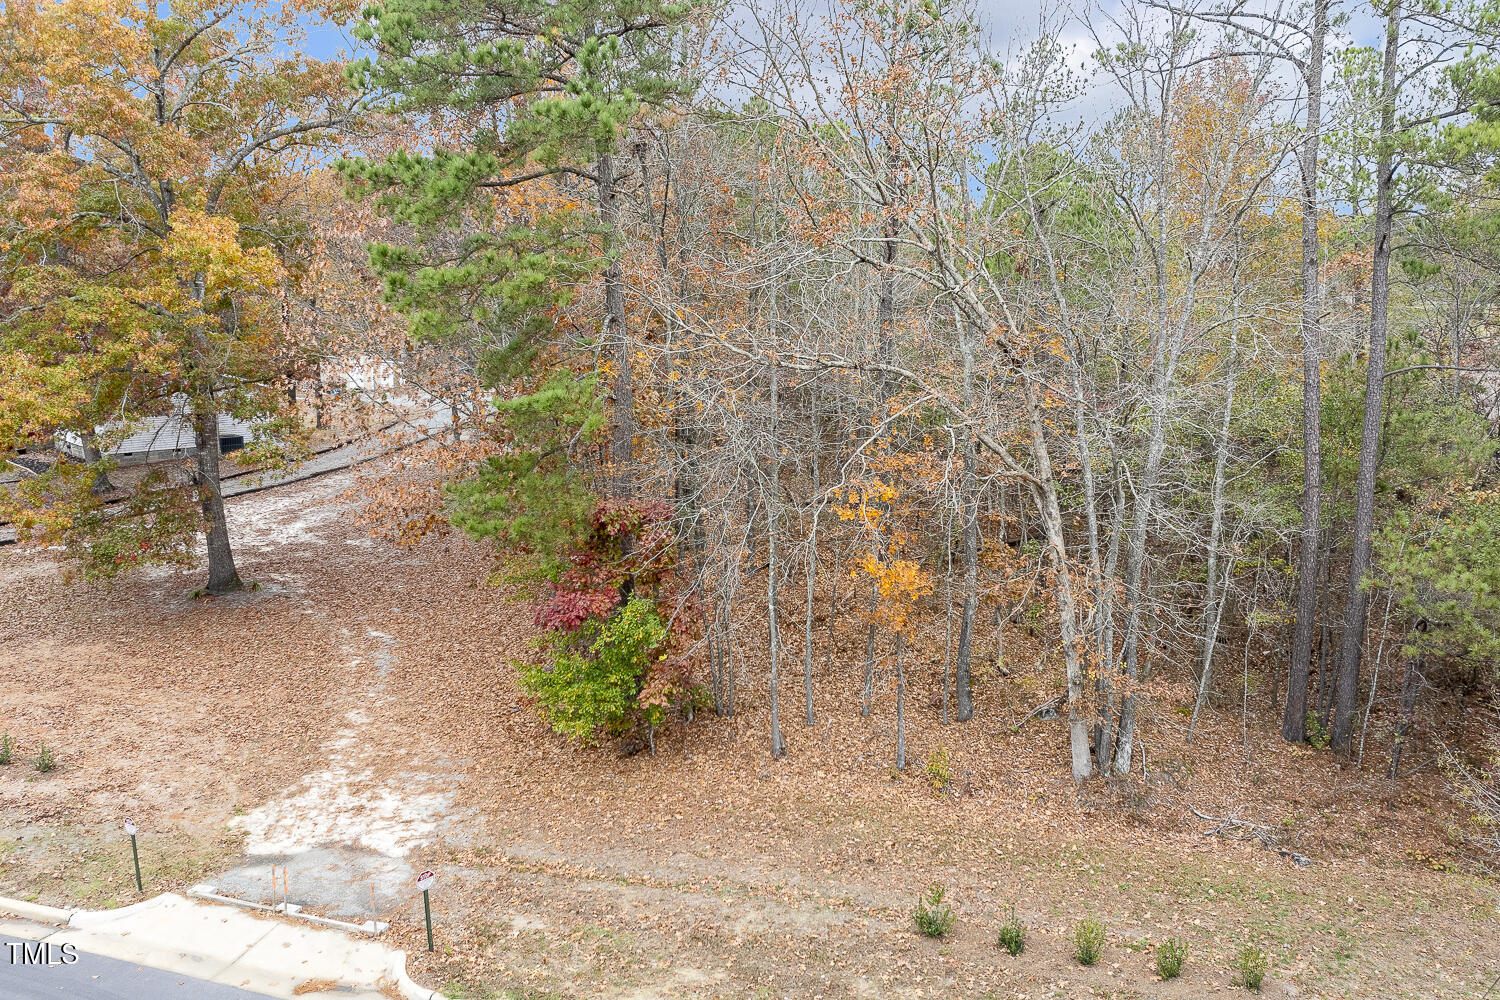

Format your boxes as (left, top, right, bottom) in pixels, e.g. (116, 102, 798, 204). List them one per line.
(416, 870, 436, 952)
(124, 818, 142, 892)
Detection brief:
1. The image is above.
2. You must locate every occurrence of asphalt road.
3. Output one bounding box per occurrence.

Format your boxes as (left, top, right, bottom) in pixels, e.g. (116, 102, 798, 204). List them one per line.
(0, 946, 269, 1000)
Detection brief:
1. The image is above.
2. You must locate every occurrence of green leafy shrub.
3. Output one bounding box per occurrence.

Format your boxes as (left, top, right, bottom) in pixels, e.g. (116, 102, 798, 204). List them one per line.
(1234, 945, 1268, 990)
(0, 734, 11, 765)
(1156, 936, 1188, 979)
(520, 597, 668, 744)
(997, 905, 1026, 956)
(1073, 917, 1106, 965)
(912, 884, 956, 938)
(34, 743, 55, 773)
(464, 479, 701, 747)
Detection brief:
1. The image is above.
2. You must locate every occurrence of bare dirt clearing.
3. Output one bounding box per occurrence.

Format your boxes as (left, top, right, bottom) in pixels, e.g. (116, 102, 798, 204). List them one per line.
(0, 470, 1496, 998)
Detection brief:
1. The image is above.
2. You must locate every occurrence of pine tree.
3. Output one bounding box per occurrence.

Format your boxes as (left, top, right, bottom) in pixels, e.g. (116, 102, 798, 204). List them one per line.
(344, 0, 701, 497)
(346, 0, 705, 741)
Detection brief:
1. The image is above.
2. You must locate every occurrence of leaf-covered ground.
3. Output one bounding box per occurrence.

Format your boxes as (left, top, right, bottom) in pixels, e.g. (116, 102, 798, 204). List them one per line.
(0, 469, 1495, 998)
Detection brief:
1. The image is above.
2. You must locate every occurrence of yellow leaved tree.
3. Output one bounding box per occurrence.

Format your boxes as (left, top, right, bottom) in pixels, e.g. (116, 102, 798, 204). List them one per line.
(0, 0, 367, 591)
(838, 462, 932, 771)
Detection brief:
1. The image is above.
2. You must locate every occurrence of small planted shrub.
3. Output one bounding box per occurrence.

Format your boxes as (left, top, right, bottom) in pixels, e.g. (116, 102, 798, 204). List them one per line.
(997, 905, 1026, 956)
(912, 884, 956, 938)
(1234, 945, 1269, 991)
(1073, 917, 1106, 966)
(0, 734, 12, 765)
(34, 743, 55, 774)
(1156, 936, 1188, 980)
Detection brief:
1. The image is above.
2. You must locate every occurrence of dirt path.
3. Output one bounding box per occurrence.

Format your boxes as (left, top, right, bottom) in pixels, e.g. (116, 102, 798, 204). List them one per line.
(211, 624, 460, 920)
(196, 475, 466, 918)
(0, 471, 470, 913)
(228, 629, 450, 858)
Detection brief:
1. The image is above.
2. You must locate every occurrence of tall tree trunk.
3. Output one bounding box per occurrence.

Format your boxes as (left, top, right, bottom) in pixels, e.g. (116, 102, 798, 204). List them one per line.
(709, 629, 723, 716)
(1070, 386, 1114, 773)
(767, 362, 786, 759)
(1332, 5, 1400, 756)
(1020, 379, 1092, 780)
(1390, 627, 1426, 778)
(954, 315, 979, 722)
(943, 516, 953, 725)
(1190, 328, 1240, 740)
(193, 404, 243, 595)
(723, 613, 736, 717)
(804, 395, 822, 727)
(955, 486, 978, 721)
(1113, 103, 1200, 774)
(877, 180, 896, 372)
(1095, 473, 1126, 771)
(894, 631, 907, 771)
(81, 429, 113, 494)
(826, 541, 839, 671)
(1285, 0, 1328, 744)
(1025, 172, 1116, 769)
(313, 363, 327, 430)
(597, 151, 634, 500)
(185, 259, 242, 597)
(803, 532, 817, 726)
(862, 176, 897, 720)
(718, 536, 746, 717)
(1112, 353, 1173, 775)
(861, 601, 878, 718)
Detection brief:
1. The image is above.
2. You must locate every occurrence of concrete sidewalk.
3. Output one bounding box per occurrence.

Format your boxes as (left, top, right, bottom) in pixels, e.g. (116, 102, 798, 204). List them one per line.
(0, 894, 435, 1000)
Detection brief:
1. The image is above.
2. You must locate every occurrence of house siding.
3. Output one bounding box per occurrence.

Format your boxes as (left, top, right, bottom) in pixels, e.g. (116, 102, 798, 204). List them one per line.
(57, 412, 254, 466)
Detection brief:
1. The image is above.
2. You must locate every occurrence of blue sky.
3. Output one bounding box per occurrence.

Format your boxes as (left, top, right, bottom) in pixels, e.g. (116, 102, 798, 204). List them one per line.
(301, 19, 364, 61)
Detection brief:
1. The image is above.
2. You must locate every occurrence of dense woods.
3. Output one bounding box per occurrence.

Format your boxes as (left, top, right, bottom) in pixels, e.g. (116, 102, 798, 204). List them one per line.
(5, 0, 1500, 865)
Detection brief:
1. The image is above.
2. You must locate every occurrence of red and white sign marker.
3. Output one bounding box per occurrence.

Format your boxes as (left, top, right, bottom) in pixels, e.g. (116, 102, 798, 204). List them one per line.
(124, 818, 137, 837)
(416, 870, 436, 892)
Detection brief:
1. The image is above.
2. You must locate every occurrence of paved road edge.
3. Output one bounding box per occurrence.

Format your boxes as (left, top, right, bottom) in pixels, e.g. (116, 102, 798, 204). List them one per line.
(0, 893, 437, 1000)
